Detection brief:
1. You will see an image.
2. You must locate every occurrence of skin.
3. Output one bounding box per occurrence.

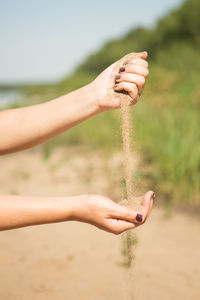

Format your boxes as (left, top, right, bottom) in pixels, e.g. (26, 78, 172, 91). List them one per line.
(0, 192, 154, 234)
(0, 51, 154, 233)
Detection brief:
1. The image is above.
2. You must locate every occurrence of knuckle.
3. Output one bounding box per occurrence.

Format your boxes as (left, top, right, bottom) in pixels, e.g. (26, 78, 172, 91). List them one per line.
(144, 69, 149, 77)
(132, 84, 138, 93)
(140, 76, 145, 85)
(126, 212, 131, 222)
(134, 95, 139, 103)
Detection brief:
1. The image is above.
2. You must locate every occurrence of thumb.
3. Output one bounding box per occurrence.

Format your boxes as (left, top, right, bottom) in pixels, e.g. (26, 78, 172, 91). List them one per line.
(112, 203, 141, 224)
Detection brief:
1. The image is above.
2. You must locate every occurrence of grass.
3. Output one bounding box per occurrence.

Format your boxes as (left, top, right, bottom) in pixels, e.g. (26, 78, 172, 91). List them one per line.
(136, 101, 199, 206)
(134, 65, 200, 208)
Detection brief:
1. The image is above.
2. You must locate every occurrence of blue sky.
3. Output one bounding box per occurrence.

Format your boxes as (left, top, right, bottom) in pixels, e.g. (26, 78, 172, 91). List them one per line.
(0, 0, 184, 84)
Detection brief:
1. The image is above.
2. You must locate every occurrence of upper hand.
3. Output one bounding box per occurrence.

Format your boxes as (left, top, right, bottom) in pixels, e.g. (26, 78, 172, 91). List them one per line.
(91, 51, 149, 110)
(71, 191, 154, 235)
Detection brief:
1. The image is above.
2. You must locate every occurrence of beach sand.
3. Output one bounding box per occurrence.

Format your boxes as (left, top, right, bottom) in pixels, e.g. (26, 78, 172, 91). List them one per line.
(0, 148, 199, 300)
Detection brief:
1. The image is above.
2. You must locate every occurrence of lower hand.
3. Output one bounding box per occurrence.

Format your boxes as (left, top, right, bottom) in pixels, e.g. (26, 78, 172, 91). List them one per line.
(71, 191, 154, 235)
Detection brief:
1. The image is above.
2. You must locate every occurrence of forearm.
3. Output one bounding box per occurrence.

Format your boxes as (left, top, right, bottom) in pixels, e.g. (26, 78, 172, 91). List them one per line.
(0, 194, 79, 230)
(0, 83, 101, 154)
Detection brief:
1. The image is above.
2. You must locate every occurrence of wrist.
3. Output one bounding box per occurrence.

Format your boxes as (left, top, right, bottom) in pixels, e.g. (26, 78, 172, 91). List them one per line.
(69, 194, 89, 222)
(88, 81, 109, 113)
(81, 83, 103, 115)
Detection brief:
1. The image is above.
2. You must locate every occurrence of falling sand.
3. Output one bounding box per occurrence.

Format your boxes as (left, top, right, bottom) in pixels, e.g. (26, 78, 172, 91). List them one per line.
(107, 51, 146, 208)
(108, 52, 147, 299)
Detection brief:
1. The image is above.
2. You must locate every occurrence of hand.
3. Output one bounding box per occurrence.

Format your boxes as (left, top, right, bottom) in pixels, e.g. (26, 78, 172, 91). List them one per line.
(71, 191, 154, 235)
(91, 51, 149, 110)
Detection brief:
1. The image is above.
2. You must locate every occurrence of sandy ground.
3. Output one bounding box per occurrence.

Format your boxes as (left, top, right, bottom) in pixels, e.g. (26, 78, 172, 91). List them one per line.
(0, 148, 200, 300)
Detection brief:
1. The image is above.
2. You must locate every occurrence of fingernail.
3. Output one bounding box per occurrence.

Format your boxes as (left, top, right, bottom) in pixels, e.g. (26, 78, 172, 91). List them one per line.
(136, 214, 143, 222)
(151, 193, 155, 200)
(115, 75, 121, 81)
(119, 67, 125, 72)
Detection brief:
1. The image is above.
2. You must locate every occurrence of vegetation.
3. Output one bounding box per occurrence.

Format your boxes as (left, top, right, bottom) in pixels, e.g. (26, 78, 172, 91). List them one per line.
(1, 0, 200, 209)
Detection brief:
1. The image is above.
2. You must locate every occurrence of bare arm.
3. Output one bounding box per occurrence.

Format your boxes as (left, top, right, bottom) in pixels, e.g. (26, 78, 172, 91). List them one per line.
(0, 192, 154, 233)
(0, 84, 100, 154)
(0, 52, 148, 154)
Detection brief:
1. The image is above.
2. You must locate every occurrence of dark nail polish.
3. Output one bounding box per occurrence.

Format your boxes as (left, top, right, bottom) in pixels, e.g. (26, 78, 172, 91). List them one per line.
(115, 75, 121, 80)
(136, 214, 143, 222)
(119, 67, 125, 72)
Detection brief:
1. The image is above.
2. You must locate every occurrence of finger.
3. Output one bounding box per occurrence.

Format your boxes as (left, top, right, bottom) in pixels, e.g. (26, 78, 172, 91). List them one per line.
(115, 73, 145, 95)
(119, 64, 149, 78)
(137, 51, 148, 59)
(124, 58, 148, 68)
(139, 191, 155, 222)
(113, 82, 139, 104)
(106, 218, 136, 235)
(147, 193, 154, 218)
(111, 202, 146, 225)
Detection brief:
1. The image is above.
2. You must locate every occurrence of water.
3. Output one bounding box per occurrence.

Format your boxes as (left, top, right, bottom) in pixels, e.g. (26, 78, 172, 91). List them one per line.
(0, 90, 23, 108)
